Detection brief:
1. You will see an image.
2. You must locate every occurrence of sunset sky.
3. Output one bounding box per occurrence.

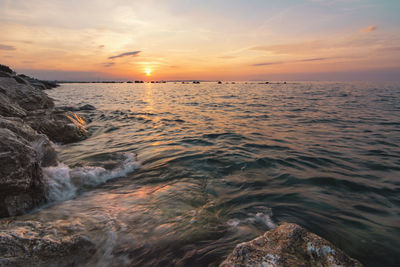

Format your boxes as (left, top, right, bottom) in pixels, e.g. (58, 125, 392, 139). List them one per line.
(0, 0, 399, 81)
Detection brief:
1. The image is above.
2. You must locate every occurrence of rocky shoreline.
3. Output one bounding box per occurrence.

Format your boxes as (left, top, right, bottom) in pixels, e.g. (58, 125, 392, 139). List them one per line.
(0, 65, 363, 266)
(0, 66, 90, 218)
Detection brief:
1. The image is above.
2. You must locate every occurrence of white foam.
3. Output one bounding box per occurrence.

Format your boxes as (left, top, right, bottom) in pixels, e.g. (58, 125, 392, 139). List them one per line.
(227, 211, 276, 229)
(42, 152, 140, 202)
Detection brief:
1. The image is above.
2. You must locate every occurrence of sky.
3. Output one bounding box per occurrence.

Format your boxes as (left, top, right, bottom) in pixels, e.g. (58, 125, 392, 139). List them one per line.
(0, 0, 399, 81)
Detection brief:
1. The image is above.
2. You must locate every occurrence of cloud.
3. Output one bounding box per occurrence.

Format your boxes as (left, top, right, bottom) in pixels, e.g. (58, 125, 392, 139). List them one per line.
(361, 25, 377, 33)
(252, 57, 331, 66)
(98, 45, 105, 49)
(103, 62, 115, 67)
(0, 44, 16, 51)
(108, 51, 141, 60)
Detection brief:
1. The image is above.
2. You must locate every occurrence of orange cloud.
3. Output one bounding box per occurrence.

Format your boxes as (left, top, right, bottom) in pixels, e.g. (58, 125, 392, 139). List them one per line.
(361, 25, 377, 33)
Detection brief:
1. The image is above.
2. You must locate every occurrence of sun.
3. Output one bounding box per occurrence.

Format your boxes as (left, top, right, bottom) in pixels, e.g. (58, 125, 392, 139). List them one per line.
(145, 69, 152, 76)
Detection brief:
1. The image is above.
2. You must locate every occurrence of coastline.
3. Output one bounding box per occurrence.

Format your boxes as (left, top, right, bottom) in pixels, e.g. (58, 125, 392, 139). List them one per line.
(0, 66, 363, 266)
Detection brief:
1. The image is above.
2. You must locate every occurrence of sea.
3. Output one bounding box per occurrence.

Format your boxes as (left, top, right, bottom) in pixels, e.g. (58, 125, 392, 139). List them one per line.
(19, 81, 400, 266)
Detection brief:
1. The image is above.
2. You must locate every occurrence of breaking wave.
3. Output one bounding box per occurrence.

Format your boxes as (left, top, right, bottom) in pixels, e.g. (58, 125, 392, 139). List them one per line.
(42, 152, 140, 202)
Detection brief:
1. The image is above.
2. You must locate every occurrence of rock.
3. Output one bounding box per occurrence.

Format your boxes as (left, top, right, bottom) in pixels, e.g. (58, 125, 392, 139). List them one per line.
(58, 104, 96, 112)
(25, 109, 90, 144)
(0, 116, 38, 141)
(0, 128, 47, 218)
(220, 223, 363, 267)
(32, 135, 59, 167)
(0, 77, 54, 110)
(13, 76, 29, 85)
(0, 220, 96, 266)
(0, 92, 27, 117)
(17, 74, 59, 90)
(0, 65, 14, 74)
(78, 104, 96, 111)
(0, 71, 13, 78)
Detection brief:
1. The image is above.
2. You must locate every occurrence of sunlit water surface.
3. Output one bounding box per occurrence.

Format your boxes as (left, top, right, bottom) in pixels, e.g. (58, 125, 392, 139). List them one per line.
(16, 82, 400, 266)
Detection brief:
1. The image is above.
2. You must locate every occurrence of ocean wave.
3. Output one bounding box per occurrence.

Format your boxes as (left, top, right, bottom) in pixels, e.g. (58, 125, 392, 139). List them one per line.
(227, 211, 276, 229)
(42, 152, 140, 202)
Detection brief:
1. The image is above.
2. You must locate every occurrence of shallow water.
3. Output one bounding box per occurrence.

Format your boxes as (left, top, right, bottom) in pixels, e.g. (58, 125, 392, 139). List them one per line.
(16, 82, 400, 266)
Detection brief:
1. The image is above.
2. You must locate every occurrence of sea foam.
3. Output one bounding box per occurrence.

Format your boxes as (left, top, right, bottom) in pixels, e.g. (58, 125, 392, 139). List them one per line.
(42, 152, 140, 202)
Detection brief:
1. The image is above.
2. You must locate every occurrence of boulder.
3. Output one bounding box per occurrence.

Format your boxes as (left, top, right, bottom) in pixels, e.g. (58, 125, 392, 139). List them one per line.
(0, 128, 47, 218)
(0, 220, 96, 266)
(220, 223, 363, 267)
(25, 109, 90, 144)
(0, 116, 59, 167)
(0, 77, 54, 111)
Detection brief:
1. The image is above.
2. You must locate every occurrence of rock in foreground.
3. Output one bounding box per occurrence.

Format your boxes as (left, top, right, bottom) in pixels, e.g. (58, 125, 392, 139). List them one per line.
(0, 65, 91, 218)
(0, 220, 95, 266)
(0, 128, 47, 218)
(220, 223, 363, 267)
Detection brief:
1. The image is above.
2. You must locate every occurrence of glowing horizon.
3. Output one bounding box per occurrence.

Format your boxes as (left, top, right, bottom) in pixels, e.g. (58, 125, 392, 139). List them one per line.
(0, 0, 399, 81)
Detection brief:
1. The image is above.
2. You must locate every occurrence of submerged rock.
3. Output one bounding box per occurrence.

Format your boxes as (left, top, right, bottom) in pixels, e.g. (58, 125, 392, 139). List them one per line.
(0, 220, 95, 266)
(58, 104, 96, 112)
(220, 223, 363, 267)
(0, 129, 47, 218)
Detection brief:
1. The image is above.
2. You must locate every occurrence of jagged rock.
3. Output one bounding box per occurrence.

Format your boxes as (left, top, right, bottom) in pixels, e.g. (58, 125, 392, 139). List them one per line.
(220, 223, 363, 267)
(25, 109, 90, 144)
(0, 128, 47, 218)
(0, 77, 54, 111)
(0, 220, 96, 266)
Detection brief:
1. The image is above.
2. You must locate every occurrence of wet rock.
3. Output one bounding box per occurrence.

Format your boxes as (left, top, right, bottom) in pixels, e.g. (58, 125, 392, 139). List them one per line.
(58, 104, 96, 112)
(0, 77, 54, 111)
(79, 104, 96, 111)
(32, 135, 59, 167)
(220, 223, 363, 267)
(0, 220, 96, 266)
(0, 128, 47, 218)
(25, 109, 90, 144)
